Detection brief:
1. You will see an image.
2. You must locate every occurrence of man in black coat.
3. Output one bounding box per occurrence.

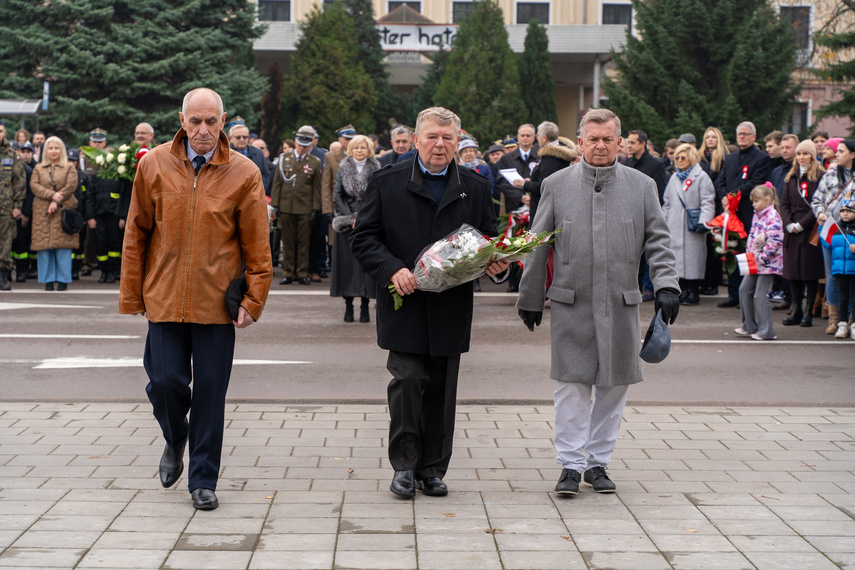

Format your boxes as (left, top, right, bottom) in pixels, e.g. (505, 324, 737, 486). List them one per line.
(378, 126, 415, 168)
(714, 121, 772, 306)
(350, 107, 508, 499)
(623, 130, 667, 203)
(229, 124, 271, 193)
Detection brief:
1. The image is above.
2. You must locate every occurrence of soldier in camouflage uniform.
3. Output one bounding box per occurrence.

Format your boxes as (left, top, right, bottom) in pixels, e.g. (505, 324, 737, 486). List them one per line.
(0, 122, 26, 291)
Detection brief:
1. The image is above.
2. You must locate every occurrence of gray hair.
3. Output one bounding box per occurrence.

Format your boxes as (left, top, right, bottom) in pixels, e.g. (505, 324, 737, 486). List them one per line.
(736, 121, 756, 136)
(137, 122, 154, 134)
(579, 108, 621, 140)
(182, 88, 224, 117)
(229, 123, 249, 137)
(537, 121, 559, 142)
(415, 107, 460, 136)
(390, 125, 412, 139)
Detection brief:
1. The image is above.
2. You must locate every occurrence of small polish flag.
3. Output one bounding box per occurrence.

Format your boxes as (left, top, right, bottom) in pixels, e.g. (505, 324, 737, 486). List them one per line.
(735, 252, 758, 276)
(820, 221, 839, 245)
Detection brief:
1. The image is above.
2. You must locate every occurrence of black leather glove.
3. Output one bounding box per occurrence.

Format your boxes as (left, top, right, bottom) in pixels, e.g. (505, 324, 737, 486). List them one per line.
(655, 289, 680, 324)
(518, 309, 543, 332)
(309, 209, 320, 225)
(323, 212, 333, 224)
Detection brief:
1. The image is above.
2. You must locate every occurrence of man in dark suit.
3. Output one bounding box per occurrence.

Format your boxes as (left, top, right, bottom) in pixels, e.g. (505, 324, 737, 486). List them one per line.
(714, 121, 771, 307)
(229, 123, 271, 194)
(378, 126, 415, 167)
(350, 107, 509, 499)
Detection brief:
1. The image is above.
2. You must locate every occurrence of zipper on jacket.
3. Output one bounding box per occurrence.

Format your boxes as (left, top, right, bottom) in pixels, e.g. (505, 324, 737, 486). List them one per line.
(181, 168, 200, 322)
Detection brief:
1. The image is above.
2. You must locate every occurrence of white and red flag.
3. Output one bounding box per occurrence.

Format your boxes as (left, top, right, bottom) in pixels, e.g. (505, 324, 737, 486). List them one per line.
(735, 252, 758, 275)
(820, 221, 839, 245)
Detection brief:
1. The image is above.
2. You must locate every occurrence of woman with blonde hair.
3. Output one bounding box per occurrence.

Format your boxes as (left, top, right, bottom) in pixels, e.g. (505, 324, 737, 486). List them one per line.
(662, 143, 716, 305)
(780, 140, 826, 327)
(699, 127, 729, 185)
(29, 136, 79, 290)
(330, 134, 380, 322)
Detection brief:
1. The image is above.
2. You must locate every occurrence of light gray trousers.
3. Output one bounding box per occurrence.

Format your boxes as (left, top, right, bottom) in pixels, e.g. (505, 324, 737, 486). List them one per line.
(553, 381, 629, 473)
(739, 274, 776, 339)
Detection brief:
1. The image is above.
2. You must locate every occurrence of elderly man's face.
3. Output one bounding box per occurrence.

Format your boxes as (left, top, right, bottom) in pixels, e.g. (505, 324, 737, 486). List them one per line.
(134, 124, 154, 146)
(579, 120, 621, 167)
(180, 92, 226, 156)
(229, 126, 250, 152)
(736, 127, 756, 150)
(251, 138, 269, 159)
(391, 133, 412, 155)
(414, 120, 458, 174)
(517, 126, 535, 150)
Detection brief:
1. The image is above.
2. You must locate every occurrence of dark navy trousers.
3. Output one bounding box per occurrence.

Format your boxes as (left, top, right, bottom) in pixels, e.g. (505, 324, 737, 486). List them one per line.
(144, 321, 235, 492)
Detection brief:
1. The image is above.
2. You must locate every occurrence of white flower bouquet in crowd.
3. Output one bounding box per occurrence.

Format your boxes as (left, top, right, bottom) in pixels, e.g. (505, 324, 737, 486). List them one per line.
(387, 223, 559, 309)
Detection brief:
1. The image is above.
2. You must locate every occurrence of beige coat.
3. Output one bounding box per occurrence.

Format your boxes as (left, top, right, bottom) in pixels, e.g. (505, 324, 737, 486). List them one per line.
(30, 163, 79, 251)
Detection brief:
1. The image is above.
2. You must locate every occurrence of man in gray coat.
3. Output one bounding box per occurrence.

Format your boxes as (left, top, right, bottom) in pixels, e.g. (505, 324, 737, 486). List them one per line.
(516, 109, 680, 495)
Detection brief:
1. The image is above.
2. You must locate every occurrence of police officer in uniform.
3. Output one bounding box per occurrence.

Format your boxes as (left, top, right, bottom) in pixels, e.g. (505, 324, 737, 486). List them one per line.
(0, 122, 25, 291)
(11, 142, 37, 282)
(270, 126, 322, 285)
(79, 128, 108, 276)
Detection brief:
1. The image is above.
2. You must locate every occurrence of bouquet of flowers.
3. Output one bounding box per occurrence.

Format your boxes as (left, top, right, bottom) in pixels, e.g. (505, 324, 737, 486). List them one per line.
(80, 143, 150, 183)
(387, 223, 559, 310)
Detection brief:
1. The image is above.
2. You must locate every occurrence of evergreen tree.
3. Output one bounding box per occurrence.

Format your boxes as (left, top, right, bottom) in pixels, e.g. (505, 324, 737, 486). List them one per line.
(602, 0, 797, 147)
(433, 0, 526, 144)
(344, 0, 405, 135)
(408, 49, 449, 124)
(260, 62, 286, 148)
(0, 0, 268, 145)
(519, 19, 557, 125)
(282, 3, 375, 145)
(812, 1, 855, 136)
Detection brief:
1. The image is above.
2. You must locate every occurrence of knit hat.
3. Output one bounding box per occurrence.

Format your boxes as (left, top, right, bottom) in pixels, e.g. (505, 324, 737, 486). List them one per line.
(825, 137, 844, 154)
(796, 139, 817, 158)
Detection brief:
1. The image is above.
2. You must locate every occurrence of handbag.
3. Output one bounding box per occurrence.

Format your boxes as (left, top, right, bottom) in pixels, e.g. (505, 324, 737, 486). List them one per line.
(48, 168, 84, 235)
(676, 192, 704, 233)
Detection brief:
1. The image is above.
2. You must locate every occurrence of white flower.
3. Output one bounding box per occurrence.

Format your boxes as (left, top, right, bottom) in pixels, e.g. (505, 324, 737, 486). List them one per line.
(727, 240, 737, 248)
(106, 153, 114, 163)
(95, 155, 104, 165)
(117, 153, 127, 164)
(118, 144, 129, 152)
(513, 238, 524, 248)
(117, 165, 126, 174)
(715, 247, 726, 254)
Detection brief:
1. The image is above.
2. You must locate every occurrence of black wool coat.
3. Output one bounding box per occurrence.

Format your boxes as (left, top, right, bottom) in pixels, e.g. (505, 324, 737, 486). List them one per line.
(624, 150, 668, 204)
(714, 145, 771, 231)
(495, 148, 537, 212)
(780, 173, 826, 281)
(349, 158, 497, 356)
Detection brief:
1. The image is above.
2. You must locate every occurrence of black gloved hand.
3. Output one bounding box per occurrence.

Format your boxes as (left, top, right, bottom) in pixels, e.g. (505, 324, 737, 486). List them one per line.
(323, 212, 333, 224)
(309, 209, 320, 225)
(655, 289, 680, 324)
(518, 309, 543, 332)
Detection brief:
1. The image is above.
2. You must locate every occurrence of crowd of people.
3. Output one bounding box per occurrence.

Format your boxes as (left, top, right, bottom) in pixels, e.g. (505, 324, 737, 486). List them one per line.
(1, 115, 853, 340)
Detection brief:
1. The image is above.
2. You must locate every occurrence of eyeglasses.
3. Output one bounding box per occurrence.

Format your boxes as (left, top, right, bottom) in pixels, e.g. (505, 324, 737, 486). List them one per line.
(134, 131, 151, 135)
(233, 135, 249, 140)
(736, 132, 753, 138)
(675, 156, 689, 161)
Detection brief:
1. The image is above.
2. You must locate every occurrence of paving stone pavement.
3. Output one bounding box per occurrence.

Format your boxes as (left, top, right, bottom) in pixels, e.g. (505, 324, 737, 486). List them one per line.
(0, 403, 853, 569)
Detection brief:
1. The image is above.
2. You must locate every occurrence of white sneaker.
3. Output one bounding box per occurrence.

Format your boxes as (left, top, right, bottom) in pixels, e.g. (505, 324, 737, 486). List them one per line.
(751, 333, 777, 341)
(734, 328, 750, 336)
(835, 322, 849, 339)
(850, 323, 855, 340)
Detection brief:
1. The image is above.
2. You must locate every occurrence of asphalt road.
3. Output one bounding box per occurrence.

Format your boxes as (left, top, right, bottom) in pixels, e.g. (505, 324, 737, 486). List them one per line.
(1, 275, 853, 406)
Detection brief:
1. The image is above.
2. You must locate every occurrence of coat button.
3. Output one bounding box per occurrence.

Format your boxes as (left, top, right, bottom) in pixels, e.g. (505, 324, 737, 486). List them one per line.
(430, 201, 436, 206)
(595, 186, 602, 193)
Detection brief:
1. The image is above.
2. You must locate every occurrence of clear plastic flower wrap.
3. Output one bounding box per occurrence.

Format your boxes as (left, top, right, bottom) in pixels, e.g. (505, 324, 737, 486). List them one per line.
(388, 223, 559, 309)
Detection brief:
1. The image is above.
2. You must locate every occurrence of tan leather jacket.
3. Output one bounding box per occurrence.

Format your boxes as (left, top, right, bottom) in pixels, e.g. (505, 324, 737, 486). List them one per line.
(119, 129, 272, 324)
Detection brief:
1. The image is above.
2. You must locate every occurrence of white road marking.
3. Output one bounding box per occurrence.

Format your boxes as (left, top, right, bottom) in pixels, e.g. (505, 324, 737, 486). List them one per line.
(671, 340, 848, 345)
(0, 334, 140, 339)
(0, 302, 102, 311)
(24, 357, 310, 369)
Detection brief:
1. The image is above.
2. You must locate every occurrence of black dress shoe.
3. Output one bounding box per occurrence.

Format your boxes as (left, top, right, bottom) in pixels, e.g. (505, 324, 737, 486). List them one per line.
(191, 488, 218, 510)
(717, 297, 739, 308)
(71, 272, 79, 281)
(555, 468, 580, 495)
(159, 439, 186, 488)
(105, 271, 116, 284)
(80, 268, 93, 277)
(583, 466, 616, 493)
(98, 271, 107, 283)
(298, 277, 311, 285)
(420, 477, 447, 496)
(318, 271, 328, 278)
(390, 470, 415, 498)
(783, 311, 803, 326)
(15, 273, 26, 283)
(45, 283, 54, 291)
(700, 286, 718, 295)
(56, 282, 67, 291)
(800, 314, 813, 327)
(279, 277, 293, 285)
(772, 301, 792, 311)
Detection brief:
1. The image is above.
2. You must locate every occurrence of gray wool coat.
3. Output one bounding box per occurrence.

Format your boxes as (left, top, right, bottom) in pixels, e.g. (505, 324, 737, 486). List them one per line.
(517, 159, 679, 387)
(661, 164, 715, 280)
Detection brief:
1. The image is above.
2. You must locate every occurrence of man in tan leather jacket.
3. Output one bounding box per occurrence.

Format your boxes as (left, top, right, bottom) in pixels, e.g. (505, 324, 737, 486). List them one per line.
(119, 88, 272, 510)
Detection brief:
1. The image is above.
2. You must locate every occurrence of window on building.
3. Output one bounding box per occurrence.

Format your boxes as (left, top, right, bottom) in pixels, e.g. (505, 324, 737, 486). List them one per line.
(779, 5, 811, 52)
(258, 0, 290, 21)
(452, 1, 477, 23)
(516, 2, 549, 24)
(602, 3, 632, 33)
(783, 102, 809, 134)
(388, 1, 421, 13)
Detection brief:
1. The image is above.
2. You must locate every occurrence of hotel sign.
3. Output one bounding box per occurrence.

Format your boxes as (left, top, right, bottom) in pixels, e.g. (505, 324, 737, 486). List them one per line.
(378, 24, 458, 51)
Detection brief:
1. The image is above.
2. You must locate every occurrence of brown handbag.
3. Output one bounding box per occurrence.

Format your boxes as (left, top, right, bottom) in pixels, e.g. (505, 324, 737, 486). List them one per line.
(808, 222, 820, 247)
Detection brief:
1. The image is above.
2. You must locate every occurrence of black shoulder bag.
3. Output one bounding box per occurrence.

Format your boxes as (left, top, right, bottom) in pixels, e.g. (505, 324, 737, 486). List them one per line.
(50, 168, 84, 235)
